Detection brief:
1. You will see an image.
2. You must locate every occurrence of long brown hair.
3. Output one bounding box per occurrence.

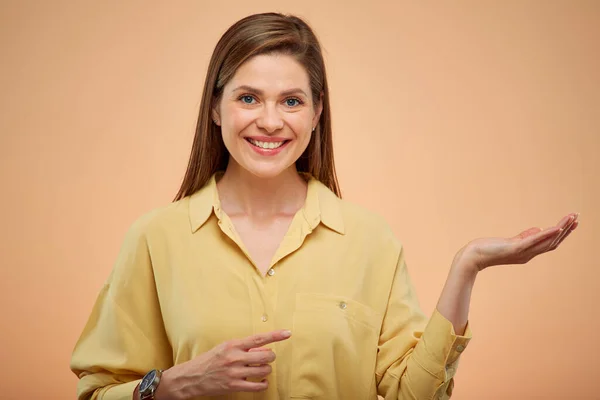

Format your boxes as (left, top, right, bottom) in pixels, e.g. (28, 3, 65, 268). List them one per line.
(173, 12, 341, 201)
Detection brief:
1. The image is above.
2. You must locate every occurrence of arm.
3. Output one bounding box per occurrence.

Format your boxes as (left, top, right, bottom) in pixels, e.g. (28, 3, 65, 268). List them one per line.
(70, 216, 173, 400)
(377, 212, 578, 399)
(376, 245, 471, 400)
(435, 248, 477, 336)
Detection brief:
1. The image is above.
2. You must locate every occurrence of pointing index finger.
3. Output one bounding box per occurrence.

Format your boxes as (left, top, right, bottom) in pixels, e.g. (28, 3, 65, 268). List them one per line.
(238, 330, 292, 350)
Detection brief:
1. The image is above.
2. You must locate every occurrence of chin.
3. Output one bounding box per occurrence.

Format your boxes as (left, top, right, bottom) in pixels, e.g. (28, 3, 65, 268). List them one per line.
(244, 163, 293, 179)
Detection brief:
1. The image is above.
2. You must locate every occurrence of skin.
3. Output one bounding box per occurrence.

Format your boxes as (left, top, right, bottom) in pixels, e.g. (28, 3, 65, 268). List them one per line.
(212, 53, 322, 276)
(135, 53, 580, 399)
(437, 212, 579, 336)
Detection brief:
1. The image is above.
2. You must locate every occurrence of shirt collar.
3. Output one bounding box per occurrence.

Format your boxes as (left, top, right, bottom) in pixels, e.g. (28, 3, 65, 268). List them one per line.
(188, 172, 345, 235)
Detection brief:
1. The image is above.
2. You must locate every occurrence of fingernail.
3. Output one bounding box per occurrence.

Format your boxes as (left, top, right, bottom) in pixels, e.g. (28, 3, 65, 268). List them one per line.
(282, 330, 292, 338)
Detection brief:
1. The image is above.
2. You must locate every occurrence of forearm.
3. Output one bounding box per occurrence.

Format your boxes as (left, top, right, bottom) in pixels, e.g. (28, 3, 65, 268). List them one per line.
(376, 245, 474, 399)
(435, 247, 479, 335)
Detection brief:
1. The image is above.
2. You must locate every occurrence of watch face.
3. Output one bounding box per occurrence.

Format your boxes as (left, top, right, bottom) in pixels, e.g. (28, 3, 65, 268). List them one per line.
(140, 370, 157, 393)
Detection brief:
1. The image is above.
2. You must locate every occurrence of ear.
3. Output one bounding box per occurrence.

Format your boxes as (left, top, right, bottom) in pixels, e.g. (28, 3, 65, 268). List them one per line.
(211, 99, 221, 126)
(312, 91, 324, 129)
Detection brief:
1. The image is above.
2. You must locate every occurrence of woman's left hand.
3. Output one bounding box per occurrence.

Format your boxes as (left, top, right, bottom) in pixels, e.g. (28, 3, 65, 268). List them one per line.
(458, 212, 580, 273)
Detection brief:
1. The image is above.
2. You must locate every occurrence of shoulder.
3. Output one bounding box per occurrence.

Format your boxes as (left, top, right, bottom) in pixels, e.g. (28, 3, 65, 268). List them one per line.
(123, 197, 191, 243)
(337, 197, 403, 253)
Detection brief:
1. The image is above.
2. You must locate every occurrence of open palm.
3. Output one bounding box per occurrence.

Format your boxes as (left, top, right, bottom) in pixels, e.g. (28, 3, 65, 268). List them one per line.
(464, 213, 580, 271)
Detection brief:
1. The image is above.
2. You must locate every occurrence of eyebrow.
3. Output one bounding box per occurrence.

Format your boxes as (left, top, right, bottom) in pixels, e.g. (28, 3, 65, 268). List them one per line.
(232, 85, 308, 98)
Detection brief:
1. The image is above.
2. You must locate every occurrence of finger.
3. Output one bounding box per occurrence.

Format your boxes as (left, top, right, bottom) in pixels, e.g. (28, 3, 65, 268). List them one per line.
(546, 227, 566, 250)
(540, 212, 576, 235)
(520, 226, 561, 249)
(230, 379, 269, 392)
(237, 330, 292, 351)
(248, 347, 272, 353)
(558, 213, 577, 234)
(549, 220, 578, 250)
(244, 349, 276, 366)
(555, 226, 574, 247)
(549, 225, 570, 249)
(556, 213, 576, 229)
(529, 234, 559, 255)
(242, 364, 273, 379)
(530, 223, 576, 254)
(550, 214, 578, 248)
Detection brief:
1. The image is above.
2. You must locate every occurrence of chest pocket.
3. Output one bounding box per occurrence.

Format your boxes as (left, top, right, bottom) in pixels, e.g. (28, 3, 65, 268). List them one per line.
(290, 293, 382, 399)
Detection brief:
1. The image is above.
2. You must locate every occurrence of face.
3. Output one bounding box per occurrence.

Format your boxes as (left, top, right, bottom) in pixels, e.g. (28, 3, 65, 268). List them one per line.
(213, 53, 322, 179)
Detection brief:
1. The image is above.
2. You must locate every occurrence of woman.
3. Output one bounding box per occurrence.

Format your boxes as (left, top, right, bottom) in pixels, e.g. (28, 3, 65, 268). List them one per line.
(70, 12, 579, 400)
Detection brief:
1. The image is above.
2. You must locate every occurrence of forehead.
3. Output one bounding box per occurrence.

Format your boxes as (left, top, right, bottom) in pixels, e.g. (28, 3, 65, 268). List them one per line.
(226, 53, 310, 92)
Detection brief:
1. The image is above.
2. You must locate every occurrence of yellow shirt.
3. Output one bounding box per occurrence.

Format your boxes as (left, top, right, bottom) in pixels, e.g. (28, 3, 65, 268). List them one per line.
(70, 173, 472, 400)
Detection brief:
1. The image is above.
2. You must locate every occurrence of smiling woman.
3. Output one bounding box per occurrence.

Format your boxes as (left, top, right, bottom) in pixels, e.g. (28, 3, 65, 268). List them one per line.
(69, 11, 579, 400)
(172, 14, 339, 203)
(212, 54, 321, 177)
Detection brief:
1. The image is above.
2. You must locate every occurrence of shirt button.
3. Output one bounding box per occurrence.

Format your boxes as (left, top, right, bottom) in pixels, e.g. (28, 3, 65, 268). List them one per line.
(339, 301, 347, 310)
(267, 268, 275, 276)
(261, 314, 268, 322)
(456, 345, 465, 353)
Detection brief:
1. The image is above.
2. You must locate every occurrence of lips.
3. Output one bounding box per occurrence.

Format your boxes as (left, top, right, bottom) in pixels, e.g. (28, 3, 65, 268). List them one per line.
(244, 137, 291, 156)
(246, 138, 288, 149)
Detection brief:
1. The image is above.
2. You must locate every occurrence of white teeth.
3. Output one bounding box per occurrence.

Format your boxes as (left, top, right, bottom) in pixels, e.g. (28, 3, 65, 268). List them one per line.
(248, 139, 285, 149)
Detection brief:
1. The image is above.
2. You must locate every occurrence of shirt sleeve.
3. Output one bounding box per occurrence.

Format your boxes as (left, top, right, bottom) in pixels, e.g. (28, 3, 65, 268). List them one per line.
(376, 244, 472, 400)
(70, 217, 172, 400)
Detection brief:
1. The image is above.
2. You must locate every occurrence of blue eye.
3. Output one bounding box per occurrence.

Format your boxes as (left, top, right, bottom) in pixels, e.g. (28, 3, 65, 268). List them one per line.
(241, 95, 255, 104)
(238, 94, 304, 107)
(286, 98, 301, 107)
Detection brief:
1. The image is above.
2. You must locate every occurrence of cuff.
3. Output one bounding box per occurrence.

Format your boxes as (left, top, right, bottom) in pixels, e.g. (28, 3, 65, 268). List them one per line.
(102, 379, 141, 400)
(411, 308, 472, 381)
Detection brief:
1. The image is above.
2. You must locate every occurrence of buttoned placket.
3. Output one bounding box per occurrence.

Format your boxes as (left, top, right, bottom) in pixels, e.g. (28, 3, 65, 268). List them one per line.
(213, 202, 319, 400)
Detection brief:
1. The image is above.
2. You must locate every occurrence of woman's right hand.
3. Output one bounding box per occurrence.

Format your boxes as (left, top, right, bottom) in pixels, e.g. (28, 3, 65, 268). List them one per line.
(155, 329, 292, 400)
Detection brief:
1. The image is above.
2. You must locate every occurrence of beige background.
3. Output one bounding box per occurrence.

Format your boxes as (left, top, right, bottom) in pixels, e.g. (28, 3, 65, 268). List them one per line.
(1, 1, 598, 399)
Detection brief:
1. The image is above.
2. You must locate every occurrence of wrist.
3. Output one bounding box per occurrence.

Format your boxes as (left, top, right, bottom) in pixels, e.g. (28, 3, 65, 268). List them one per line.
(451, 245, 480, 280)
(154, 368, 181, 400)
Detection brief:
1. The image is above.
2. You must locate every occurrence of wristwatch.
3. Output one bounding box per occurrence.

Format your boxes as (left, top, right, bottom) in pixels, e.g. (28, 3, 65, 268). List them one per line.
(139, 369, 163, 400)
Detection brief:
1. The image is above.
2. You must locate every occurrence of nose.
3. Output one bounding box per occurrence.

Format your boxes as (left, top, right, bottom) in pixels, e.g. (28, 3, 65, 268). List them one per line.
(256, 103, 284, 133)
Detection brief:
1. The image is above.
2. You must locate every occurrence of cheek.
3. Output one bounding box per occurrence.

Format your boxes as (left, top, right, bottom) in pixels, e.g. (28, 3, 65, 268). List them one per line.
(229, 108, 254, 128)
(289, 113, 312, 137)
(221, 109, 252, 144)
(294, 120, 313, 151)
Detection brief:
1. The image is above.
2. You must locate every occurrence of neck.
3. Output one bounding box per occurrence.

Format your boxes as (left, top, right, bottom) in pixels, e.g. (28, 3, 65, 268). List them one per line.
(216, 162, 308, 218)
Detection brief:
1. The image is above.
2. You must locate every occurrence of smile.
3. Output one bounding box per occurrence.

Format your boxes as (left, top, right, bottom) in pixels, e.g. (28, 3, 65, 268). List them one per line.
(246, 138, 288, 149)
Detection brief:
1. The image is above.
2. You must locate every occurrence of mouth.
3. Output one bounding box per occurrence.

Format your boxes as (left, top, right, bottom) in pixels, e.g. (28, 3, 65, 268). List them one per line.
(245, 138, 290, 150)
